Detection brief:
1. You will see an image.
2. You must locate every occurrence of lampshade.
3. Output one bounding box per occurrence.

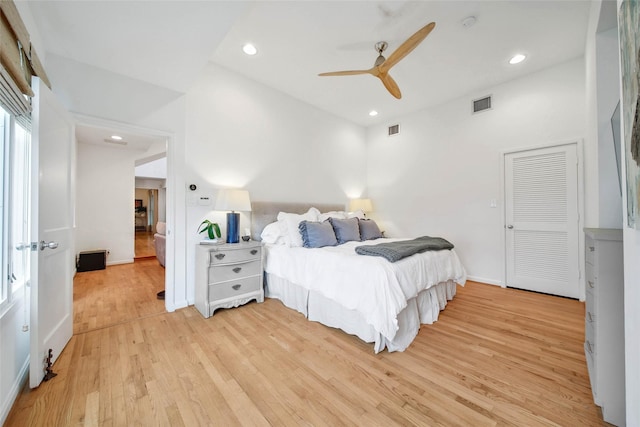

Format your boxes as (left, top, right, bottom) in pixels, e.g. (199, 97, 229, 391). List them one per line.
(215, 189, 252, 212)
(349, 198, 373, 213)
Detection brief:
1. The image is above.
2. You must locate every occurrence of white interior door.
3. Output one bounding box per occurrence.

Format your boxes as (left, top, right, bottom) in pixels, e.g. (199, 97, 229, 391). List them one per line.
(504, 143, 580, 298)
(29, 78, 75, 388)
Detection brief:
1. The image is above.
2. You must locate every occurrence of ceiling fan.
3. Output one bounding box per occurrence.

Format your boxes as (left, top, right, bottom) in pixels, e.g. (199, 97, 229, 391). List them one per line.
(319, 22, 436, 99)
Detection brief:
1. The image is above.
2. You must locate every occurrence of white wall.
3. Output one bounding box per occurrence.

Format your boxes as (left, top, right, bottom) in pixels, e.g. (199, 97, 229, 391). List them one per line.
(183, 63, 366, 304)
(596, 28, 623, 228)
(0, 294, 29, 425)
(615, 0, 640, 421)
(366, 58, 586, 285)
(76, 143, 143, 264)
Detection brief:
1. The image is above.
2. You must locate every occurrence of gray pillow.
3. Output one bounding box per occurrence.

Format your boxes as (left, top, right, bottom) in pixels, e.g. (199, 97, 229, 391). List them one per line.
(299, 220, 338, 248)
(329, 217, 361, 244)
(359, 219, 383, 240)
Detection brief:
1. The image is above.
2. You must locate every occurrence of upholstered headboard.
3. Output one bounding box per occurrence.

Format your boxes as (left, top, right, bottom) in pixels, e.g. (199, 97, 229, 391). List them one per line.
(250, 201, 345, 241)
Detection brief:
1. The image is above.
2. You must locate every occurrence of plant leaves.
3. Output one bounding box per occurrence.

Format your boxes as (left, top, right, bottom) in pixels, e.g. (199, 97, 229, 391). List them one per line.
(198, 220, 221, 239)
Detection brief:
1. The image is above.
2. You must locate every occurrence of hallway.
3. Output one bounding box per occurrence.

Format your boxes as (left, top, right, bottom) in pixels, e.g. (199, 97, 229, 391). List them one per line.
(135, 230, 156, 258)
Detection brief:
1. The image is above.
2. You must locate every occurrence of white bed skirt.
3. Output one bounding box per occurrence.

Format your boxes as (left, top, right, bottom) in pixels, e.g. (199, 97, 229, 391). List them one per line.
(265, 272, 458, 353)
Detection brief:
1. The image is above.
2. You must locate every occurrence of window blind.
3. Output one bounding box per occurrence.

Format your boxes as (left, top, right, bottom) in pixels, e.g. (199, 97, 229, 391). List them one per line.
(0, 0, 50, 99)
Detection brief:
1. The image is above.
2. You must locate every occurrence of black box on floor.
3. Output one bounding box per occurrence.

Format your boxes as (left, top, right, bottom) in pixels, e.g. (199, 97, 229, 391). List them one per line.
(77, 250, 107, 272)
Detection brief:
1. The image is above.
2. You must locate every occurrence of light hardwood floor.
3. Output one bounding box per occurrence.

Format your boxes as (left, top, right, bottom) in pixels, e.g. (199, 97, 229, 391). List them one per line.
(6, 265, 609, 426)
(135, 230, 156, 259)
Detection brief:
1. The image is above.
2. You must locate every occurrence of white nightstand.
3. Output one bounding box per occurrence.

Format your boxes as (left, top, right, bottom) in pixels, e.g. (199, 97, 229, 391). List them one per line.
(194, 241, 264, 318)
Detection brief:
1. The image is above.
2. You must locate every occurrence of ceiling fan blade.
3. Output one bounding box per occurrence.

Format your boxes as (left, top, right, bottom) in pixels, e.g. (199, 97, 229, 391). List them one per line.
(318, 69, 375, 77)
(380, 22, 435, 73)
(378, 72, 401, 99)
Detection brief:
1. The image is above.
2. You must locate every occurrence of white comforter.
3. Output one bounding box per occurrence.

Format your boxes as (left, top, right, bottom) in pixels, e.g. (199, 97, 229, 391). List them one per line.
(264, 238, 466, 343)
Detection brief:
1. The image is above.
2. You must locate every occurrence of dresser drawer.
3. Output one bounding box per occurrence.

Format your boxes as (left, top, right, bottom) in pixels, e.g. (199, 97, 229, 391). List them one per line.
(209, 260, 261, 284)
(210, 276, 262, 301)
(585, 263, 596, 294)
(585, 314, 595, 348)
(585, 239, 595, 266)
(585, 292, 596, 323)
(209, 246, 261, 265)
(585, 337, 596, 359)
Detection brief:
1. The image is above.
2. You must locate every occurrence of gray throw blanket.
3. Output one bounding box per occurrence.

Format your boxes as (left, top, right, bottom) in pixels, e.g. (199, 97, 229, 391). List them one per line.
(355, 236, 454, 262)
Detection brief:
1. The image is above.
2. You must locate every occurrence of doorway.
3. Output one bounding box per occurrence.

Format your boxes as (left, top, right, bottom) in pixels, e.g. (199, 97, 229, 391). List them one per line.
(74, 118, 171, 315)
(504, 142, 581, 299)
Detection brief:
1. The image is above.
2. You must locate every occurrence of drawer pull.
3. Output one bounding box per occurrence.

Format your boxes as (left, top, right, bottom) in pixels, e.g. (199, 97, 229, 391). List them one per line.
(587, 312, 593, 322)
(232, 284, 241, 290)
(215, 253, 226, 260)
(589, 246, 595, 252)
(588, 280, 594, 289)
(233, 267, 242, 273)
(586, 340, 593, 354)
(250, 249, 258, 255)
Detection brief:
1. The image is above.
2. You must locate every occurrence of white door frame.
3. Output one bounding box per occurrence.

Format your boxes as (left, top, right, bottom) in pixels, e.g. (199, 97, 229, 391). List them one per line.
(72, 114, 176, 310)
(500, 139, 585, 301)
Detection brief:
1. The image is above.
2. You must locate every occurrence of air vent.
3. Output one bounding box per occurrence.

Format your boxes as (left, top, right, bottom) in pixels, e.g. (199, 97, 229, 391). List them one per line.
(388, 124, 400, 136)
(472, 95, 492, 114)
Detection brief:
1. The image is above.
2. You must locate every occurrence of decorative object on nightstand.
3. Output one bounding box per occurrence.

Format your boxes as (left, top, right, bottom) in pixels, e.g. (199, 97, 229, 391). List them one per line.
(349, 198, 373, 217)
(198, 219, 221, 243)
(216, 189, 252, 243)
(194, 241, 263, 318)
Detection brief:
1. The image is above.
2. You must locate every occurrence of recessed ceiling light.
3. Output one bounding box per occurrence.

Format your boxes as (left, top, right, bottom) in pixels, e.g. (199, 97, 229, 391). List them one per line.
(369, 110, 378, 117)
(462, 16, 477, 28)
(111, 135, 123, 140)
(509, 54, 526, 65)
(242, 43, 257, 55)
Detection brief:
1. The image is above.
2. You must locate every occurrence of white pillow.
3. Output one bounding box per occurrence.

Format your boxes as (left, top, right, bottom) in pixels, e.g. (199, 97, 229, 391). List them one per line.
(156, 221, 166, 235)
(318, 210, 347, 222)
(260, 221, 287, 245)
(277, 207, 320, 247)
(347, 209, 365, 219)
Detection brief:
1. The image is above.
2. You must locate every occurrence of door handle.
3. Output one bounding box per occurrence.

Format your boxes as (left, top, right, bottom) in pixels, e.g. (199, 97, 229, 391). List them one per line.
(40, 241, 59, 251)
(507, 225, 514, 229)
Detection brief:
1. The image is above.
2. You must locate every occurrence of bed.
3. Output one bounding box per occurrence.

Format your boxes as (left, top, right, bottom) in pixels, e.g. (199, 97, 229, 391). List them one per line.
(251, 202, 466, 353)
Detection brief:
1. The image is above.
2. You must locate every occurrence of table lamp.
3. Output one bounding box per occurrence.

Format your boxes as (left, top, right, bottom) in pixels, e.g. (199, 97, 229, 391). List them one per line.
(216, 189, 251, 243)
(349, 198, 373, 217)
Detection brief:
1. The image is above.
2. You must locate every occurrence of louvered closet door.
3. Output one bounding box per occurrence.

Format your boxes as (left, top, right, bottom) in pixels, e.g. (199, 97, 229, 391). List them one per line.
(504, 144, 579, 298)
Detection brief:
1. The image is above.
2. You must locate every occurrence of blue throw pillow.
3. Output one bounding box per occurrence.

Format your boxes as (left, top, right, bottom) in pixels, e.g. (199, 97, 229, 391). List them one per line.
(329, 217, 361, 244)
(299, 220, 338, 248)
(359, 219, 383, 240)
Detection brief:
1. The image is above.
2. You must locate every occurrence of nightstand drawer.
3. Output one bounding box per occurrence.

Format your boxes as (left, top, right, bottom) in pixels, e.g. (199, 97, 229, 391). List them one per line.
(209, 260, 261, 284)
(210, 276, 262, 301)
(585, 292, 596, 322)
(209, 247, 261, 265)
(585, 240, 595, 266)
(585, 264, 596, 293)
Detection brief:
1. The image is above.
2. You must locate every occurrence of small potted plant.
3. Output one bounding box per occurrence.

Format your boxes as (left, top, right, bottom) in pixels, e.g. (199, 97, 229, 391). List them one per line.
(198, 219, 221, 242)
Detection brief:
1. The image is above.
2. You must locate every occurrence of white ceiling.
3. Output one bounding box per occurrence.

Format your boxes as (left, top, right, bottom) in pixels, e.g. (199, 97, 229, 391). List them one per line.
(26, 1, 591, 128)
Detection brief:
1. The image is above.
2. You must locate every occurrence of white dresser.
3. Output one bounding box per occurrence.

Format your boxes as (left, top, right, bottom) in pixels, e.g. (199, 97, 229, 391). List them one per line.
(195, 241, 264, 318)
(584, 228, 625, 426)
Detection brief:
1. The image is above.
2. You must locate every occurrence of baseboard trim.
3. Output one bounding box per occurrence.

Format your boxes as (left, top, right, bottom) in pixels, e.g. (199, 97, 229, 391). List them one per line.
(106, 259, 134, 266)
(466, 276, 504, 287)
